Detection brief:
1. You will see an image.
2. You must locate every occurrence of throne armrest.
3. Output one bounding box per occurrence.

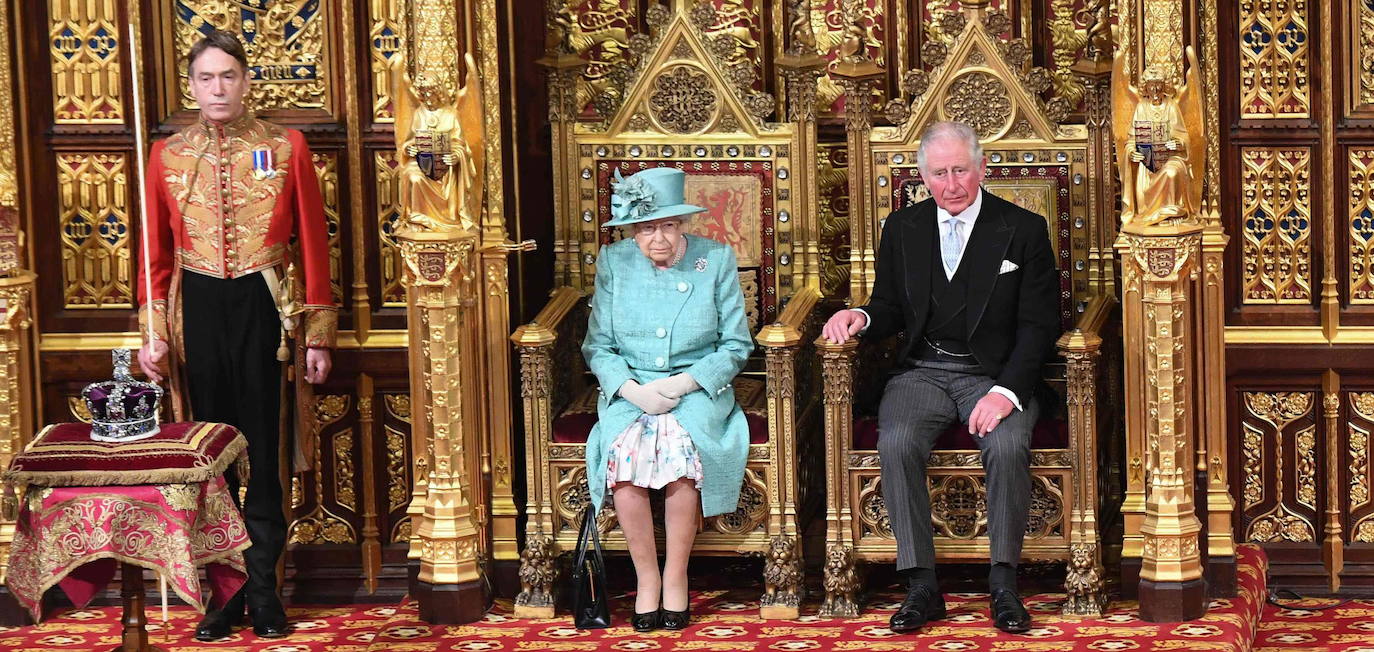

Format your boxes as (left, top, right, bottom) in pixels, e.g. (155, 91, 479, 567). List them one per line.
(1054, 293, 1117, 549)
(510, 286, 586, 536)
(755, 287, 822, 525)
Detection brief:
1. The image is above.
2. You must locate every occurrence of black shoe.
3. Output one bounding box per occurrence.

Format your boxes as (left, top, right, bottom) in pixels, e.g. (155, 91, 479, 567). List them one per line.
(990, 588, 1032, 634)
(194, 593, 245, 641)
(889, 583, 946, 633)
(194, 608, 242, 641)
(661, 606, 690, 630)
(250, 605, 290, 638)
(631, 609, 662, 632)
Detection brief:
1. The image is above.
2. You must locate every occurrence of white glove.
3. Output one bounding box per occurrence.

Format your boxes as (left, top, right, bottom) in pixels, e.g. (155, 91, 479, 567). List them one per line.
(645, 372, 700, 399)
(618, 379, 680, 415)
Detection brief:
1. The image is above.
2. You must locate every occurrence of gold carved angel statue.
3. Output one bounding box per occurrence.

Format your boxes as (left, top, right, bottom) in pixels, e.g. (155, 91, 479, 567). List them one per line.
(392, 51, 485, 232)
(1112, 45, 1204, 228)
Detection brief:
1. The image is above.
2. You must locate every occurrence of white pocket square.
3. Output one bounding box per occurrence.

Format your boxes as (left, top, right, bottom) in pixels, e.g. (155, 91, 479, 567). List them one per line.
(999, 260, 1019, 274)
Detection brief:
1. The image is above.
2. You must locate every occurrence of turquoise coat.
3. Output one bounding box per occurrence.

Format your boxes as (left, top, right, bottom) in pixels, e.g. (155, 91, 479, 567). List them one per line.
(582, 235, 754, 517)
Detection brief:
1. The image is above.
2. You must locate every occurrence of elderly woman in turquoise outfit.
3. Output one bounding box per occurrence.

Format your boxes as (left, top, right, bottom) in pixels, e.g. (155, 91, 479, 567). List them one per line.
(582, 167, 754, 632)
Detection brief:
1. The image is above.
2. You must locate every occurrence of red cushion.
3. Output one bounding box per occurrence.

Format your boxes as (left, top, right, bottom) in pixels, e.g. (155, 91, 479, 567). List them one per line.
(552, 381, 769, 445)
(1, 422, 246, 487)
(852, 416, 1068, 451)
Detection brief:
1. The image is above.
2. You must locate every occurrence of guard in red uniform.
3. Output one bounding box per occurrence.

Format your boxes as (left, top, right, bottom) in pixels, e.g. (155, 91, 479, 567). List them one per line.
(136, 30, 335, 641)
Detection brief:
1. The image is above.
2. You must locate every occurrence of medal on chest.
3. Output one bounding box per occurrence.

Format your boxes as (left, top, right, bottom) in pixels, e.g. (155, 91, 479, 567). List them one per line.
(252, 146, 277, 180)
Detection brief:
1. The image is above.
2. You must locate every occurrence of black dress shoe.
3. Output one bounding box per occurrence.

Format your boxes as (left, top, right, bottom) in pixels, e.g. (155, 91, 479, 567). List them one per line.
(661, 606, 690, 630)
(250, 605, 290, 638)
(889, 583, 946, 633)
(194, 608, 242, 641)
(631, 609, 662, 632)
(989, 588, 1032, 634)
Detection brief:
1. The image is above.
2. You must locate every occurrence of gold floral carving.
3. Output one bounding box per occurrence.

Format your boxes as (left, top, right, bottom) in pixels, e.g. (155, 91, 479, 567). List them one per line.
(48, 0, 123, 123)
(648, 65, 719, 133)
(57, 153, 132, 309)
(1242, 424, 1263, 509)
(386, 428, 409, 511)
(334, 429, 356, 511)
(1239, 0, 1310, 118)
(1356, 520, 1374, 543)
(173, 0, 330, 112)
(1350, 422, 1369, 510)
(1295, 426, 1316, 509)
(944, 72, 1013, 139)
(1241, 148, 1312, 304)
(392, 517, 411, 544)
(1348, 150, 1374, 303)
(1246, 391, 1313, 429)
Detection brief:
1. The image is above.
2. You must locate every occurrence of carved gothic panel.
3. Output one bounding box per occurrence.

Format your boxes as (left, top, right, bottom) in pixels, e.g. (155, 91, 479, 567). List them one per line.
(1349, 392, 1374, 542)
(172, 0, 332, 113)
(1241, 147, 1312, 304)
(375, 151, 406, 306)
(1238, 0, 1310, 119)
(1350, 150, 1374, 304)
(1240, 391, 1319, 544)
(312, 152, 345, 305)
(57, 153, 131, 309)
(1349, 0, 1374, 116)
(49, 0, 123, 124)
(369, 0, 402, 122)
(290, 394, 358, 545)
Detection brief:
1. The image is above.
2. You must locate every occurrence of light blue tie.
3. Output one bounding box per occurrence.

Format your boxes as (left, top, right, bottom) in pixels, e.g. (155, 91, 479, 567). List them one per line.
(941, 218, 963, 277)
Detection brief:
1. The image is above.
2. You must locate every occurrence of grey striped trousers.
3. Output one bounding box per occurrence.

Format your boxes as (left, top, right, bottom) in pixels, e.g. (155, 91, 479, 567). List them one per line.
(876, 360, 1038, 570)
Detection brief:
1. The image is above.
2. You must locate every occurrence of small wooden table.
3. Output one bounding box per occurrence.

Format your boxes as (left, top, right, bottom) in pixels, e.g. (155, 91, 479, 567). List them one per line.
(2, 422, 251, 651)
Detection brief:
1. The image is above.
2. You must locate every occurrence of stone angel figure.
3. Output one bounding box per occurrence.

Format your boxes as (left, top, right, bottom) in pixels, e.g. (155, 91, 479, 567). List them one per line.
(1112, 45, 1204, 228)
(393, 51, 485, 232)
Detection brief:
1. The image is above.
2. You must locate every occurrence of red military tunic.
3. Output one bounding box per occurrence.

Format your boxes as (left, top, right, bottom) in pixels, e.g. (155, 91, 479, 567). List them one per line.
(137, 112, 337, 350)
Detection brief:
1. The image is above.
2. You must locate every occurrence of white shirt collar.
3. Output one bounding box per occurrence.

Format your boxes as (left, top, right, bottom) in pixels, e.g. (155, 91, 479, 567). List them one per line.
(936, 188, 983, 228)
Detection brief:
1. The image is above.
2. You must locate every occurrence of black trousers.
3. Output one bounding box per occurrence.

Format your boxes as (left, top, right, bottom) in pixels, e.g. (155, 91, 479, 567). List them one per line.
(182, 270, 285, 609)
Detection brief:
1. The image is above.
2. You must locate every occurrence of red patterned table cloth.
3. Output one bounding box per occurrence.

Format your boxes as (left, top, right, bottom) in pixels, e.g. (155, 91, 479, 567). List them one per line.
(2, 422, 251, 621)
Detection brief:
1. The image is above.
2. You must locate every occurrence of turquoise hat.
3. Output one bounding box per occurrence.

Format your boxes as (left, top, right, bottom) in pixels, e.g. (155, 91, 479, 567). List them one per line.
(603, 167, 705, 228)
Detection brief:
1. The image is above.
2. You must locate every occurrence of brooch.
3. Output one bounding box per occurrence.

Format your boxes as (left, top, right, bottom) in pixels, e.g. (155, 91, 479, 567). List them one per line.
(694, 257, 708, 272)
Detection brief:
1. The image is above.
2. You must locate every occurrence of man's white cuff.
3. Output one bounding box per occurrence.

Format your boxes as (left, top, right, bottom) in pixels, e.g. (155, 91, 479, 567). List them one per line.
(990, 385, 1023, 411)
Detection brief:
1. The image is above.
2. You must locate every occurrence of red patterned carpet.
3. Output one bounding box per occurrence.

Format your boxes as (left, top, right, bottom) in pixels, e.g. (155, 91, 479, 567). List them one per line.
(7, 546, 1373, 651)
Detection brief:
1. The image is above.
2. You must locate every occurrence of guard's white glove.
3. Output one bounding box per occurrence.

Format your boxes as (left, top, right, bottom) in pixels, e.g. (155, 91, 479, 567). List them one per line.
(645, 372, 700, 399)
(618, 379, 680, 415)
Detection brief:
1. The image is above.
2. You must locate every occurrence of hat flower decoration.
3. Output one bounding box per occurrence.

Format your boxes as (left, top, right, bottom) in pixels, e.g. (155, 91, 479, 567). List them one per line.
(603, 167, 705, 228)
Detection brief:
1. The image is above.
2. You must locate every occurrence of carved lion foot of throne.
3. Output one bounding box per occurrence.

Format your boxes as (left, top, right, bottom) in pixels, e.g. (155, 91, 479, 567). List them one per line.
(513, 533, 558, 618)
(759, 535, 803, 619)
(818, 543, 861, 618)
(1062, 542, 1109, 616)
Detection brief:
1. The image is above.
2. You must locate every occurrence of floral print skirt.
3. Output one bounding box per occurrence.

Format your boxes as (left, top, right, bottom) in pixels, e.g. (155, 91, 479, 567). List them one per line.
(605, 413, 704, 491)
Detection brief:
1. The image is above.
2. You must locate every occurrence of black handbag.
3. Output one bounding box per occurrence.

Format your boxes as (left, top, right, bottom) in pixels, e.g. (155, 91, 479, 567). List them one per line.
(570, 506, 611, 629)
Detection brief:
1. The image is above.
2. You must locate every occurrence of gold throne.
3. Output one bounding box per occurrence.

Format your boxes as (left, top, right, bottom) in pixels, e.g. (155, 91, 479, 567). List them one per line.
(512, 2, 824, 620)
(817, 9, 1115, 617)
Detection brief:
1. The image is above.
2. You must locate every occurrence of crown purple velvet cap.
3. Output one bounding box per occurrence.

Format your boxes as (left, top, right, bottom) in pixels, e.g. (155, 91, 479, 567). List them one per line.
(82, 349, 163, 442)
